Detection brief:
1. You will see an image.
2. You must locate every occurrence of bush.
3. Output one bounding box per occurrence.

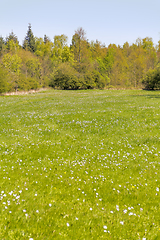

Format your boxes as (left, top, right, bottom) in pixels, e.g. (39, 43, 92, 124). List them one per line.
(142, 68, 160, 90)
(83, 71, 96, 89)
(0, 67, 12, 93)
(18, 75, 39, 91)
(51, 63, 82, 90)
(50, 63, 107, 90)
(92, 70, 106, 89)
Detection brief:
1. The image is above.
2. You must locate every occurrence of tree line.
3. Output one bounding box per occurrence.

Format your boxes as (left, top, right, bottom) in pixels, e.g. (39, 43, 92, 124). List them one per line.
(0, 24, 160, 93)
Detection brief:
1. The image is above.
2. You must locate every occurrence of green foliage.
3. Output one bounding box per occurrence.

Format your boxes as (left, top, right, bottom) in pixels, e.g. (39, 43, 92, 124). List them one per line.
(71, 28, 89, 64)
(0, 66, 10, 93)
(83, 71, 96, 89)
(0, 36, 5, 55)
(142, 67, 160, 90)
(5, 39, 20, 53)
(25, 58, 42, 80)
(35, 37, 54, 58)
(2, 54, 22, 91)
(17, 75, 39, 91)
(83, 70, 106, 89)
(23, 24, 36, 52)
(92, 70, 107, 89)
(0, 27, 160, 92)
(103, 46, 116, 75)
(2, 53, 22, 75)
(51, 63, 81, 90)
(142, 37, 154, 52)
(5, 31, 20, 53)
(62, 46, 74, 63)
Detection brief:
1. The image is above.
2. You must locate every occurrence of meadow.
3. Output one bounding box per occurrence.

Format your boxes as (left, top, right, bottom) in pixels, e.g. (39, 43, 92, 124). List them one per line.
(0, 89, 160, 240)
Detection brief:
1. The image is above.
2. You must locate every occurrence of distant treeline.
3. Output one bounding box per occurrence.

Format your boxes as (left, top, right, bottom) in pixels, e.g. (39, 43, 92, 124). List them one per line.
(0, 24, 160, 93)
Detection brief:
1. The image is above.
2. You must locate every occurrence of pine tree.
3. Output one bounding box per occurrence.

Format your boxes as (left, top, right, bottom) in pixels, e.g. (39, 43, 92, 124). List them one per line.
(23, 24, 36, 52)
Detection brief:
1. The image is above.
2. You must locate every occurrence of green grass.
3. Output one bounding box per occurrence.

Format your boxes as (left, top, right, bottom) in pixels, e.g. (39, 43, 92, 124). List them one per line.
(0, 89, 160, 239)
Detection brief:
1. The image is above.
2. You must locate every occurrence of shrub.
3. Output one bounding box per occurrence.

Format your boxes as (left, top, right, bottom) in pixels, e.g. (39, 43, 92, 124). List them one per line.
(92, 70, 106, 89)
(51, 63, 81, 90)
(0, 67, 12, 93)
(18, 75, 39, 91)
(142, 66, 160, 90)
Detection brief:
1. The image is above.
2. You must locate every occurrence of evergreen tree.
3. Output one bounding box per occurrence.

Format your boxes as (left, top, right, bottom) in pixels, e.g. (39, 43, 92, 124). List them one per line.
(23, 24, 36, 52)
(5, 31, 20, 52)
(44, 35, 50, 44)
(6, 31, 19, 45)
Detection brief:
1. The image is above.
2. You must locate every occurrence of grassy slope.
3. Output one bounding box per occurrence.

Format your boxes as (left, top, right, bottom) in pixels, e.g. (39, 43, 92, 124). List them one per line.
(0, 89, 160, 239)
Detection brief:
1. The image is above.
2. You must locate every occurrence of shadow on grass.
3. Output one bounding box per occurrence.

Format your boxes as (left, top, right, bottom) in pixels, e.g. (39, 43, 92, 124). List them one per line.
(130, 89, 160, 98)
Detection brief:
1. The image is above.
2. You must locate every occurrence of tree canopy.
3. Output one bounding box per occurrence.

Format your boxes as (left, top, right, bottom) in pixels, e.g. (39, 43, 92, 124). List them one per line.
(0, 25, 160, 92)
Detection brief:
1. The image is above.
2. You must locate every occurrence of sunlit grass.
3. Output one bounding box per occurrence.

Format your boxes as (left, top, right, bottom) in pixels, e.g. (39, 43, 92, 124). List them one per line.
(0, 89, 160, 239)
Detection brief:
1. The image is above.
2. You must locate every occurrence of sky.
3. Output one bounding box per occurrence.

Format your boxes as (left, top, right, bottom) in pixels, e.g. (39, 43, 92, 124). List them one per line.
(0, 0, 160, 47)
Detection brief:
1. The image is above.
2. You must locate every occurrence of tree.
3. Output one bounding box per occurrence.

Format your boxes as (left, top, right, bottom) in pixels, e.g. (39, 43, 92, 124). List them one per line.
(90, 40, 107, 60)
(128, 46, 145, 88)
(2, 53, 22, 91)
(25, 57, 42, 81)
(0, 36, 5, 56)
(51, 35, 68, 64)
(62, 46, 74, 63)
(71, 27, 86, 63)
(142, 37, 154, 52)
(5, 31, 20, 52)
(110, 47, 129, 87)
(0, 66, 11, 93)
(123, 42, 131, 57)
(23, 24, 36, 52)
(44, 35, 50, 44)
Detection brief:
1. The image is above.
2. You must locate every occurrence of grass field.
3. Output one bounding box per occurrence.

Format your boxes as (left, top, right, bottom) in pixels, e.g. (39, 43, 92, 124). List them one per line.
(0, 89, 160, 239)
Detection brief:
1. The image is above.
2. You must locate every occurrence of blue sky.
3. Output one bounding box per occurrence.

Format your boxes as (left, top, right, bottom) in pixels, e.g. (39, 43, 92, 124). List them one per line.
(0, 0, 160, 47)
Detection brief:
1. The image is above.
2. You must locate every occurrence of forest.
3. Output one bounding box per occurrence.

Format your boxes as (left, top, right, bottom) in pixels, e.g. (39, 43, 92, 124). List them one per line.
(0, 24, 160, 93)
